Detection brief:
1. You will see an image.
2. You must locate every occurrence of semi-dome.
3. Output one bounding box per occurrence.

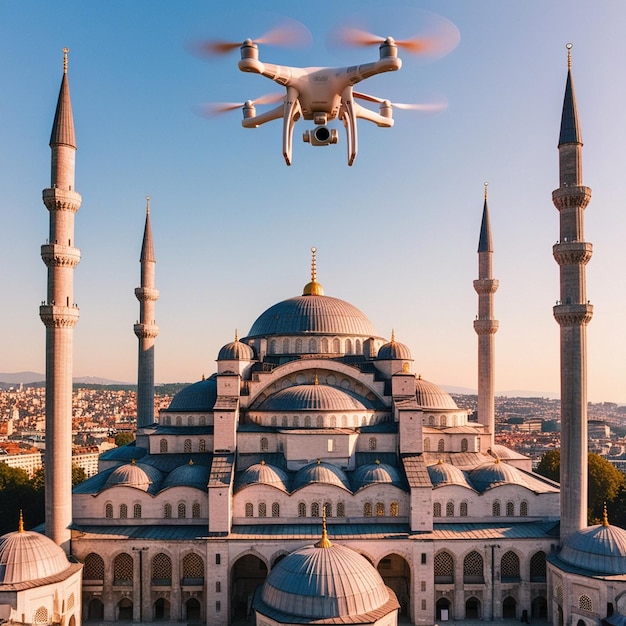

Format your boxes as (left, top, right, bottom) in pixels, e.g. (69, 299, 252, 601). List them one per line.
(166, 375, 217, 412)
(0, 526, 69, 584)
(246, 294, 380, 339)
(558, 519, 626, 574)
(257, 384, 372, 412)
(428, 459, 473, 489)
(377, 332, 412, 360)
(161, 461, 211, 490)
(104, 461, 163, 491)
(217, 336, 255, 361)
(293, 460, 351, 492)
(469, 459, 528, 493)
(235, 461, 290, 493)
(256, 529, 397, 621)
(352, 461, 405, 491)
(415, 377, 458, 410)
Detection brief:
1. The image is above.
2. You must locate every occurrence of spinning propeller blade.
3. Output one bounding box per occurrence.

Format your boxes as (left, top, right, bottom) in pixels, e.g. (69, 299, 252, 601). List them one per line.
(353, 91, 447, 112)
(198, 93, 285, 117)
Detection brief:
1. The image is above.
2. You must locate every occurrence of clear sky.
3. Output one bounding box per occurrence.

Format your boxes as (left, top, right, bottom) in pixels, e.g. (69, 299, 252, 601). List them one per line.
(1, 1, 624, 402)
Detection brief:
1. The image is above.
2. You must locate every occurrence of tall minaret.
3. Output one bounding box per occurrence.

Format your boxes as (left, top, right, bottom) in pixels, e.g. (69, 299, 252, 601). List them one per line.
(473, 183, 499, 449)
(134, 197, 159, 428)
(39, 48, 81, 552)
(552, 44, 593, 541)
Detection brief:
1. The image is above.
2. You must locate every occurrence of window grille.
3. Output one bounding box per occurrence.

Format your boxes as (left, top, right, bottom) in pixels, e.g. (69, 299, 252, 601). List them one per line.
(160, 439, 168, 452)
(245, 503, 253, 517)
(33, 607, 48, 624)
(364, 502, 372, 517)
(461, 438, 468, 452)
(446, 501, 454, 517)
(182, 553, 204, 580)
(390, 502, 399, 517)
(579, 595, 593, 612)
(520, 501, 528, 516)
(105, 503, 113, 518)
(463, 551, 484, 584)
(133, 504, 142, 519)
(84, 553, 105, 580)
(272, 502, 280, 517)
(434, 551, 454, 583)
(369, 437, 377, 450)
(192, 502, 201, 518)
(178, 503, 186, 518)
(500, 550, 520, 581)
(529, 551, 546, 581)
(152, 553, 172, 585)
(119, 504, 127, 519)
(506, 501, 515, 516)
(336, 502, 345, 517)
(493, 500, 501, 516)
(311, 502, 320, 517)
(184, 439, 192, 453)
(433, 502, 442, 517)
(460, 501, 468, 516)
(113, 553, 133, 585)
(258, 502, 267, 517)
(298, 502, 306, 517)
(164, 503, 172, 518)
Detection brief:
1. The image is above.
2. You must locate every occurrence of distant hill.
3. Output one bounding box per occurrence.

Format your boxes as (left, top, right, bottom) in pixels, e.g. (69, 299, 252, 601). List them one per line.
(441, 384, 559, 400)
(0, 372, 130, 386)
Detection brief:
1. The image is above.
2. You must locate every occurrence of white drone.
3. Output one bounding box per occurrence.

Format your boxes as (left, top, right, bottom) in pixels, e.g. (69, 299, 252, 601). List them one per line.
(200, 19, 459, 166)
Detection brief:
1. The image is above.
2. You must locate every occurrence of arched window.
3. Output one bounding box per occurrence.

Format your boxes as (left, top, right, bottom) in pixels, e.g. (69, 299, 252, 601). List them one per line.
(446, 501, 454, 517)
(33, 607, 48, 624)
(271, 416, 277, 426)
(579, 595, 593, 612)
(293, 416, 300, 427)
(182, 553, 204, 583)
(424, 438, 431, 452)
(461, 438, 468, 452)
(460, 501, 468, 517)
(341, 415, 347, 427)
(476, 437, 481, 452)
(119, 504, 128, 519)
(305, 415, 311, 427)
(506, 501, 515, 516)
(500, 550, 521, 581)
(188, 416, 193, 426)
(438, 439, 445, 452)
(199, 439, 206, 452)
(317, 415, 324, 427)
(434, 551, 454, 583)
(311, 502, 320, 517)
(463, 551, 484, 584)
(308, 338, 317, 352)
(84, 553, 105, 581)
(258, 502, 267, 517)
(336, 502, 345, 517)
(152, 553, 172, 585)
(260, 437, 268, 451)
(440, 415, 447, 427)
(164, 503, 172, 518)
(295, 338, 303, 353)
(245, 502, 253, 517)
(355, 339, 362, 354)
(113, 553, 134, 585)
(105, 503, 113, 519)
(324, 502, 332, 517)
(433, 502, 442, 517)
(176, 416, 182, 426)
(184, 439, 192, 453)
(520, 501, 528, 516)
(529, 551, 546, 581)
(282, 338, 290, 353)
(556, 586, 563, 605)
(364, 502, 372, 517)
(321, 338, 329, 353)
(160, 439, 168, 453)
(345, 338, 353, 354)
(390, 501, 399, 517)
(192, 502, 201, 518)
(330, 415, 336, 427)
(269, 339, 277, 354)
(333, 338, 340, 352)
(493, 500, 501, 516)
(178, 503, 186, 518)
(429, 415, 435, 426)
(199, 415, 206, 426)
(298, 502, 306, 517)
(369, 437, 377, 450)
(282, 416, 288, 427)
(272, 502, 280, 517)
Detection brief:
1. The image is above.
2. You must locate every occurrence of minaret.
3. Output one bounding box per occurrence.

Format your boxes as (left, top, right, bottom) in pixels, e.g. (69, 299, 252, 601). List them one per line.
(39, 48, 81, 552)
(552, 44, 593, 541)
(134, 197, 159, 428)
(473, 183, 499, 449)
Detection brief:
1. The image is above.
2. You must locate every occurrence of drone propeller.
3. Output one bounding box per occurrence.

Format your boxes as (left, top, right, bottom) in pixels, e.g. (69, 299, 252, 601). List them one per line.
(195, 19, 312, 56)
(198, 93, 285, 117)
(353, 91, 447, 112)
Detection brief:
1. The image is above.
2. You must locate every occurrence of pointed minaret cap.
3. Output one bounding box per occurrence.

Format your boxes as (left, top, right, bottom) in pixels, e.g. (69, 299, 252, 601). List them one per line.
(303, 247, 324, 295)
(140, 196, 156, 262)
(18, 510, 24, 533)
(603, 503, 610, 527)
(315, 510, 333, 548)
(478, 183, 493, 253)
(50, 48, 76, 148)
(559, 43, 582, 146)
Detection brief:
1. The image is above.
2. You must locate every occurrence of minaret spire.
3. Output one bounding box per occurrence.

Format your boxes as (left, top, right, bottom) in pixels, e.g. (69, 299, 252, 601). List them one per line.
(134, 196, 160, 429)
(473, 183, 499, 448)
(40, 48, 81, 552)
(552, 44, 593, 541)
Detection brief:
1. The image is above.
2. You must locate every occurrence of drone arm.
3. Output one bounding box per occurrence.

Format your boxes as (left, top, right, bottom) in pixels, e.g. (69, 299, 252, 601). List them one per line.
(242, 104, 285, 128)
(282, 87, 300, 166)
(340, 88, 358, 166)
(353, 102, 394, 128)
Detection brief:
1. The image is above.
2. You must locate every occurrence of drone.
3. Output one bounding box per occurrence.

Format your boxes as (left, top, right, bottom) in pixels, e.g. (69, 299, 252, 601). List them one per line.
(200, 20, 459, 166)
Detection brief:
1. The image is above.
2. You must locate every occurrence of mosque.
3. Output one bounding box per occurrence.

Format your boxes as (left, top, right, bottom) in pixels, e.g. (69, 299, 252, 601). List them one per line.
(2, 44, 626, 626)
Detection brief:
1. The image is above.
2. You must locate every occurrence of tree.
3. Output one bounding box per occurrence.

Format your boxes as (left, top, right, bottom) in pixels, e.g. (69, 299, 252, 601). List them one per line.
(535, 449, 560, 482)
(72, 465, 87, 486)
(0, 464, 44, 535)
(115, 432, 135, 447)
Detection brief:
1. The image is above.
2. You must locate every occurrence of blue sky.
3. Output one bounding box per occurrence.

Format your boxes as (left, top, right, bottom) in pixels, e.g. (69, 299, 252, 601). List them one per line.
(1, 1, 625, 402)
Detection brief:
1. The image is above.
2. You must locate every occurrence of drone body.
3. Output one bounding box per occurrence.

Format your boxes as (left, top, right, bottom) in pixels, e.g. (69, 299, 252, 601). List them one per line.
(236, 39, 402, 166)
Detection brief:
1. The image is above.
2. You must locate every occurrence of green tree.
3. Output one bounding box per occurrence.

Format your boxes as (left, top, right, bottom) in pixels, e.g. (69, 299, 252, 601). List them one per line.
(115, 432, 135, 447)
(535, 449, 560, 482)
(72, 465, 87, 486)
(0, 464, 44, 534)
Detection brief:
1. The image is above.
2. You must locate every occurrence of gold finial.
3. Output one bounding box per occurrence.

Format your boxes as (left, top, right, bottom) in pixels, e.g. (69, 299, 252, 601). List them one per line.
(234, 328, 239, 342)
(375, 458, 380, 465)
(494, 457, 500, 464)
(131, 458, 136, 465)
(603, 502, 609, 527)
(317, 458, 321, 465)
(313, 372, 319, 385)
(566, 43, 573, 69)
(146, 196, 151, 215)
(315, 509, 333, 548)
(189, 459, 194, 465)
(201, 373, 205, 381)
(63, 48, 69, 74)
(302, 247, 324, 295)
(391, 329, 396, 343)
(484, 182, 488, 200)
(437, 458, 443, 465)
(18, 510, 24, 533)
(311, 246, 317, 282)
(261, 458, 265, 465)
(418, 374, 422, 380)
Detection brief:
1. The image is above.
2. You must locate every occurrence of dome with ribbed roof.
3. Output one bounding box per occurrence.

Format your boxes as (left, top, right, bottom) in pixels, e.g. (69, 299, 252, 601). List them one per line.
(415, 377, 458, 410)
(352, 461, 405, 491)
(558, 521, 626, 574)
(162, 461, 211, 490)
(235, 461, 290, 493)
(468, 459, 528, 493)
(0, 527, 70, 584)
(257, 384, 372, 412)
(293, 461, 351, 492)
(218, 337, 255, 361)
(428, 460, 474, 489)
(255, 534, 398, 621)
(377, 332, 412, 360)
(104, 461, 163, 491)
(166, 375, 217, 412)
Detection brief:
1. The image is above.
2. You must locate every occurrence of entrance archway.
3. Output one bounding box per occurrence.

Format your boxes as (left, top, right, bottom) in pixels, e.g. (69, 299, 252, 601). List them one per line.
(503, 596, 517, 619)
(377, 553, 411, 616)
(532, 595, 548, 619)
(87, 598, 104, 620)
(436, 597, 452, 621)
(186, 598, 201, 621)
(231, 554, 268, 620)
(117, 598, 133, 621)
(154, 598, 170, 620)
(466, 597, 481, 619)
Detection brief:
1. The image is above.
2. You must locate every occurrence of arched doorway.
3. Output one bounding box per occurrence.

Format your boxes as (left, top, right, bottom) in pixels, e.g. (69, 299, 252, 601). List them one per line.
(87, 598, 104, 620)
(557, 605, 564, 626)
(154, 598, 170, 620)
(436, 597, 452, 621)
(186, 598, 201, 621)
(503, 596, 517, 619)
(377, 554, 411, 616)
(231, 554, 268, 620)
(532, 595, 548, 619)
(466, 597, 481, 619)
(117, 598, 133, 621)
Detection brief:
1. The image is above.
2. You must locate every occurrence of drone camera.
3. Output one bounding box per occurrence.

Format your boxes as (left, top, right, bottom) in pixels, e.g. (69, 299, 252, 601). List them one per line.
(303, 127, 338, 146)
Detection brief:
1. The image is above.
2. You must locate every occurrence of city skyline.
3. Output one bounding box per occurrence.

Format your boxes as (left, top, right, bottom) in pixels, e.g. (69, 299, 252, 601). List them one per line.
(1, 2, 625, 402)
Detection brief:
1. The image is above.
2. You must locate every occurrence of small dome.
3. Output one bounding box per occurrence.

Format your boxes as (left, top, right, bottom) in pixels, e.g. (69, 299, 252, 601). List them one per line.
(469, 459, 528, 493)
(377, 332, 412, 360)
(428, 460, 473, 489)
(235, 462, 290, 493)
(166, 376, 217, 411)
(104, 461, 163, 491)
(257, 384, 371, 412)
(218, 337, 255, 361)
(0, 528, 69, 584)
(415, 377, 458, 410)
(162, 461, 211, 490)
(257, 540, 395, 620)
(293, 461, 351, 492)
(559, 522, 626, 574)
(352, 461, 405, 491)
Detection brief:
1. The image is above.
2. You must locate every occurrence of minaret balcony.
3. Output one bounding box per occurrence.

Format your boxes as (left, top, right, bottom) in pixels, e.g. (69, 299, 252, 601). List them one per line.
(39, 304, 80, 328)
(552, 241, 592, 266)
(552, 185, 591, 211)
(135, 287, 160, 302)
(553, 303, 593, 326)
(473, 278, 499, 295)
(41, 243, 81, 268)
(42, 187, 82, 213)
(134, 322, 160, 339)
(473, 319, 499, 335)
